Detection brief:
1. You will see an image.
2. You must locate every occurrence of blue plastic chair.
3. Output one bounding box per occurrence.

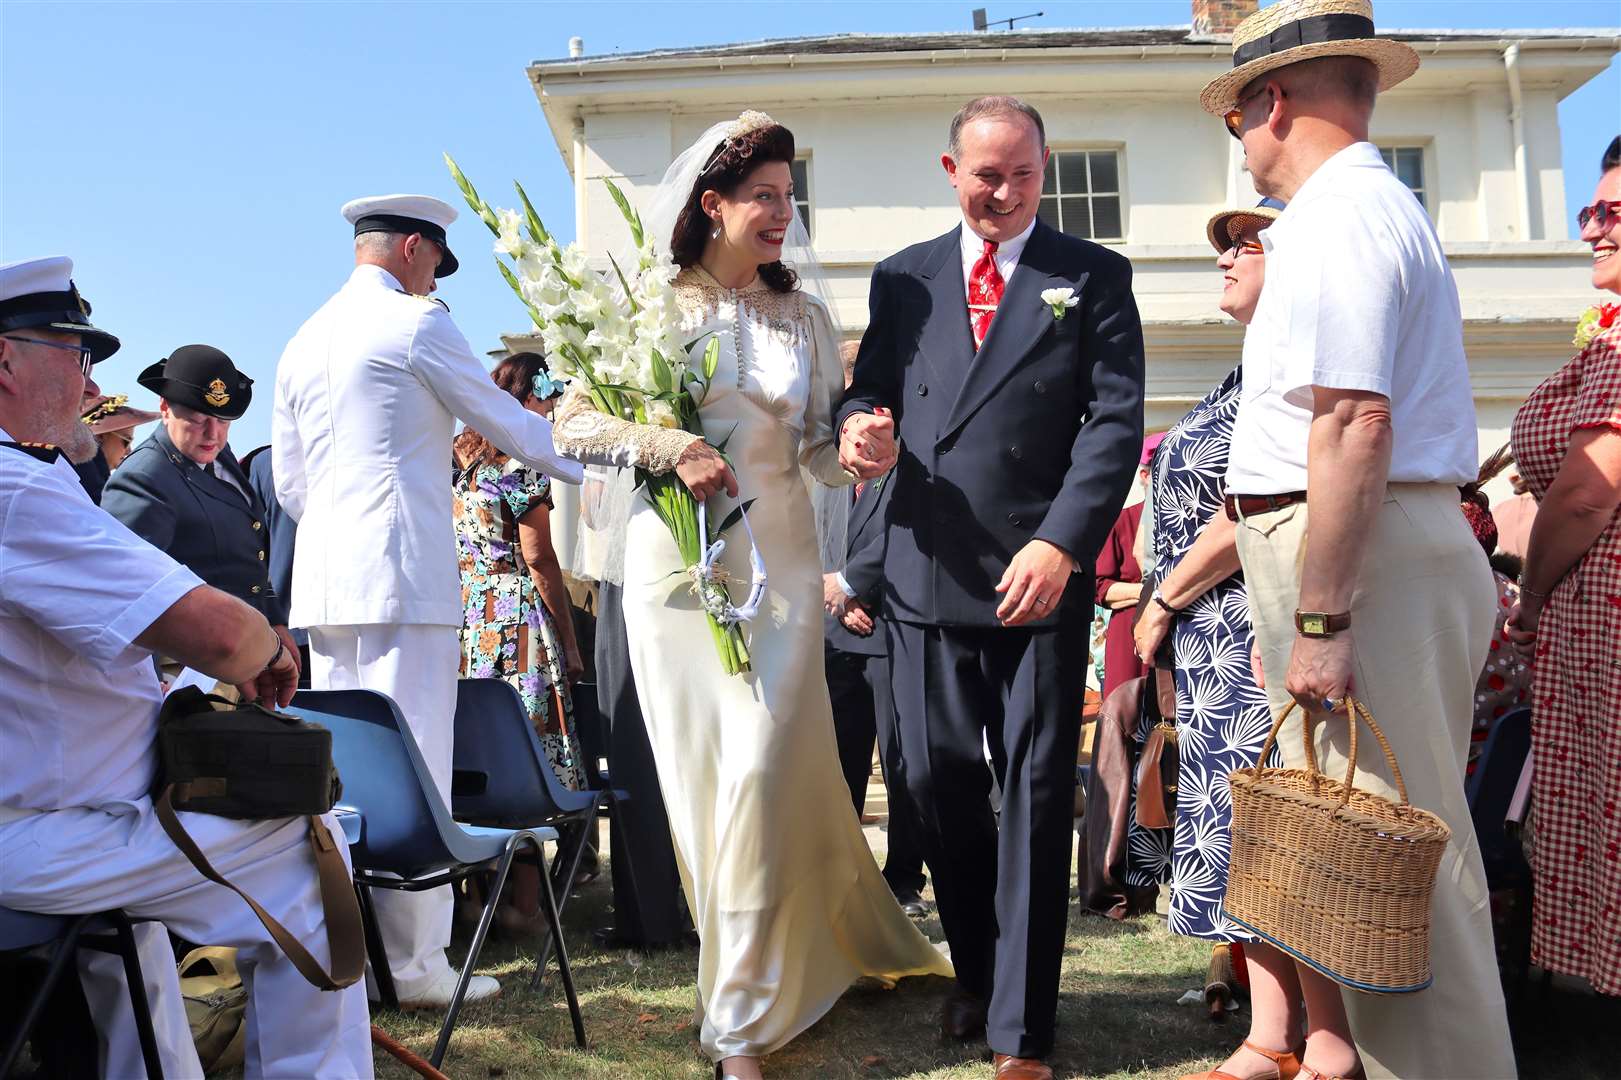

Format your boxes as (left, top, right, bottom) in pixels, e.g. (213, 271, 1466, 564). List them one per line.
(1466, 705, 1533, 891)
(451, 678, 642, 985)
(285, 688, 585, 1068)
(0, 906, 164, 1078)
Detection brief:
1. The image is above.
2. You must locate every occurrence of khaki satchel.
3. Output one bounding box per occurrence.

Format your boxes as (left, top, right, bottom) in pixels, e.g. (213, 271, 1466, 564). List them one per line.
(152, 687, 365, 991)
(178, 947, 246, 1072)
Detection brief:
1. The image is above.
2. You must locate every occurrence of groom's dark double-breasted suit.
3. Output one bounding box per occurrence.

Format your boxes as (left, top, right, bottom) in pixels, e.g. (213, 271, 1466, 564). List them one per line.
(838, 218, 1144, 1057)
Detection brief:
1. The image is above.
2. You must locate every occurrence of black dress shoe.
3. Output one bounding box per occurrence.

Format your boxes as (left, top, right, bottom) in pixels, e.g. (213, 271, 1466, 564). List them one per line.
(893, 889, 932, 918)
(940, 987, 988, 1041)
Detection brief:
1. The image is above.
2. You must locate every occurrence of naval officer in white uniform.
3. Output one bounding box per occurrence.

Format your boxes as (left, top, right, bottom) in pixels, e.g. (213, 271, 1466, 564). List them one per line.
(0, 256, 373, 1077)
(273, 195, 584, 1006)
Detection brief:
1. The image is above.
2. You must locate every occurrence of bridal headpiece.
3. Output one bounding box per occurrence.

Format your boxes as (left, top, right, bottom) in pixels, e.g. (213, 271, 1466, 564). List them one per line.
(699, 111, 780, 175)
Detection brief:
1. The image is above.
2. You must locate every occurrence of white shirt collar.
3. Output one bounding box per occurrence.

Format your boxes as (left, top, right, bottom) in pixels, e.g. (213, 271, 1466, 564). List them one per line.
(960, 215, 1037, 264)
(352, 263, 406, 291)
(1272, 141, 1384, 230)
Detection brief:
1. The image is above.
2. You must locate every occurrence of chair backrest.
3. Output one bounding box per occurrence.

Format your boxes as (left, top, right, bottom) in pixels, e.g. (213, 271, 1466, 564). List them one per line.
(0, 906, 71, 950)
(452, 678, 575, 825)
(1465, 705, 1532, 887)
(285, 689, 462, 879)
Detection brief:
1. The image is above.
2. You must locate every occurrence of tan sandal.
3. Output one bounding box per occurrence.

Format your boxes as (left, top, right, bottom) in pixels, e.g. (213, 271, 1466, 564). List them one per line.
(1178, 1040, 1303, 1080)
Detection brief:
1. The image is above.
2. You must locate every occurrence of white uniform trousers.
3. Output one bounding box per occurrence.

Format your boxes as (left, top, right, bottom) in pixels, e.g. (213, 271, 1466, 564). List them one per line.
(1235, 483, 1517, 1080)
(0, 804, 374, 1079)
(308, 623, 460, 998)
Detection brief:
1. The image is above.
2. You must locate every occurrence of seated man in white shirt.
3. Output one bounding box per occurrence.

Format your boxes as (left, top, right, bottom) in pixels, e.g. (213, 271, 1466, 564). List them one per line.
(0, 256, 372, 1078)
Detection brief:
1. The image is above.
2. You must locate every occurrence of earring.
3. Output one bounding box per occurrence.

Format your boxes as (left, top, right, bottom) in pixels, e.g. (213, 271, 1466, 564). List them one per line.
(711, 224, 722, 240)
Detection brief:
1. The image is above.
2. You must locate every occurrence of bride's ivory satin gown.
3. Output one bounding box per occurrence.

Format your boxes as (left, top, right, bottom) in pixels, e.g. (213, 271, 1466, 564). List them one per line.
(555, 268, 951, 1060)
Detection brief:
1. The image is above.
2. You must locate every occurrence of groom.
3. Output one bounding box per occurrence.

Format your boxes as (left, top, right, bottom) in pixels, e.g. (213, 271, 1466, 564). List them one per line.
(838, 96, 1144, 1079)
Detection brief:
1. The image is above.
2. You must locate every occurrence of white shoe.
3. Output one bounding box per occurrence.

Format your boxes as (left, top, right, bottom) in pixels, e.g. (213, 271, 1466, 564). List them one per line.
(396, 969, 501, 1009)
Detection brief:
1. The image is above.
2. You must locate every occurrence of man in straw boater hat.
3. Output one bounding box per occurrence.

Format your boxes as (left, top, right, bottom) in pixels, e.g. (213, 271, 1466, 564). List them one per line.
(1197, 2, 1515, 1079)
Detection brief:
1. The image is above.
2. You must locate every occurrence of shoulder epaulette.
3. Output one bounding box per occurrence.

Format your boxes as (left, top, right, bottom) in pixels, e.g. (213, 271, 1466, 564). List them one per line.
(394, 289, 450, 313)
(0, 441, 64, 464)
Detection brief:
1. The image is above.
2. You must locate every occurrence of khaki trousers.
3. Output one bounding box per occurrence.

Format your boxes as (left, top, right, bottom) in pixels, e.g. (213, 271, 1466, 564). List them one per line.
(1235, 483, 1516, 1080)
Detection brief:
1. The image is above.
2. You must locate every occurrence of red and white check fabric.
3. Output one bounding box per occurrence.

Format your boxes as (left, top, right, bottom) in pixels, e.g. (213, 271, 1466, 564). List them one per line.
(967, 239, 1004, 350)
(1510, 321, 1621, 995)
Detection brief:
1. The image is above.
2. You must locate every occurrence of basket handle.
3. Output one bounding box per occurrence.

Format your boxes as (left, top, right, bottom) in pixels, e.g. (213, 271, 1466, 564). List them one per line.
(1255, 696, 1411, 809)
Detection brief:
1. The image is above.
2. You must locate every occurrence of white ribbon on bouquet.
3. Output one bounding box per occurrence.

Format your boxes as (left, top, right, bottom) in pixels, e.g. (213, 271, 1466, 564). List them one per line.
(694, 499, 767, 625)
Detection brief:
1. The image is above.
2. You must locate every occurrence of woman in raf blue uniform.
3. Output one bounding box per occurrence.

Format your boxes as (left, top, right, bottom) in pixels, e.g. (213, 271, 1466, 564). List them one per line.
(103, 344, 293, 652)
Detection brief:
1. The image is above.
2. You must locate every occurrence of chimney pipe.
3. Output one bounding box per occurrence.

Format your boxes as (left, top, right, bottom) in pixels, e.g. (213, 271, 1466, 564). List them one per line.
(568, 36, 584, 58)
(1192, 0, 1257, 38)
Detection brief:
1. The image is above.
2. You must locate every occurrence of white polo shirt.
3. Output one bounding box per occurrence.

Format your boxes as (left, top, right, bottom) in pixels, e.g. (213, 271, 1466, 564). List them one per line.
(0, 425, 203, 813)
(1225, 142, 1478, 495)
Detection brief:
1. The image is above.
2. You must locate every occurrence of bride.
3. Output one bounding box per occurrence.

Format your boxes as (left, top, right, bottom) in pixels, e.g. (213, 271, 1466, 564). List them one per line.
(553, 111, 951, 1078)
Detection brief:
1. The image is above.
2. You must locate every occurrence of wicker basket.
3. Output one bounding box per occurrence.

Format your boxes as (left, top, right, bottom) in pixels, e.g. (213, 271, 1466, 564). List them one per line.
(1221, 696, 1451, 994)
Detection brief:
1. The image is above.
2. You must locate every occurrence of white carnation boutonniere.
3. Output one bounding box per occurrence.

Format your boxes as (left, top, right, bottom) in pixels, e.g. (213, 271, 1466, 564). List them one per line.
(1041, 287, 1079, 321)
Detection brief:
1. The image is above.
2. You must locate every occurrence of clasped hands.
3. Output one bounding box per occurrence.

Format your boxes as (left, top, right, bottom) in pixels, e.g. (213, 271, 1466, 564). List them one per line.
(822, 574, 875, 636)
(838, 409, 896, 479)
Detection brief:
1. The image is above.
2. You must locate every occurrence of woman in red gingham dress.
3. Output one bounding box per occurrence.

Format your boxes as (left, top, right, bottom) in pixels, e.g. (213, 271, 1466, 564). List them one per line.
(1506, 135, 1621, 995)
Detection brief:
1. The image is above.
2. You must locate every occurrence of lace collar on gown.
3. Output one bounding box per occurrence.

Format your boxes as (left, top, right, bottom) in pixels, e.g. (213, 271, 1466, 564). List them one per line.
(673, 265, 809, 346)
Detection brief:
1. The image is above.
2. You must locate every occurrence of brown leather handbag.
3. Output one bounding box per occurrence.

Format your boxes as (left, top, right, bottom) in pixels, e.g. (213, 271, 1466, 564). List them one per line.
(1078, 676, 1161, 920)
(1135, 669, 1179, 830)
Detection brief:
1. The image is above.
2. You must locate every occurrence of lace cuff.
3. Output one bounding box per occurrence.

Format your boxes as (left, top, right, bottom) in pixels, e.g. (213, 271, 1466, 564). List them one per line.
(552, 385, 701, 475)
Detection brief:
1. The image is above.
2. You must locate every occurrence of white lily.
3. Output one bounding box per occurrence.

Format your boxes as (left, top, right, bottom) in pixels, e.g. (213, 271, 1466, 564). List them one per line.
(1041, 287, 1080, 320)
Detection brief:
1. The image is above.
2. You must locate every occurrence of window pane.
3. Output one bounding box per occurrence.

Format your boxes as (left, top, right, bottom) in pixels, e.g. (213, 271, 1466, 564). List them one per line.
(1059, 152, 1090, 195)
(791, 158, 809, 194)
(1091, 195, 1123, 239)
(796, 203, 811, 234)
(1037, 196, 1062, 231)
(1395, 148, 1423, 191)
(1061, 196, 1092, 238)
(1088, 152, 1119, 194)
(1042, 158, 1058, 195)
(1379, 147, 1395, 168)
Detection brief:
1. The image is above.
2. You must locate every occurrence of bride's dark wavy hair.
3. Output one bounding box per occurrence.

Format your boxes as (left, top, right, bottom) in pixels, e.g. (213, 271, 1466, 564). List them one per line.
(670, 122, 800, 294)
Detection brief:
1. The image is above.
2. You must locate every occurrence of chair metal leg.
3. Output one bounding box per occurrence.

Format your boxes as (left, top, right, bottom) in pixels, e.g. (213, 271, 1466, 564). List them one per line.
(0, 916, 87, 1079)
(531, 831, 588, 1048)
(532, 808, 597, 984)
(355, 883, 397, 1010)
(105, 912, 164, 1080)
(430, 845, 517, 1070)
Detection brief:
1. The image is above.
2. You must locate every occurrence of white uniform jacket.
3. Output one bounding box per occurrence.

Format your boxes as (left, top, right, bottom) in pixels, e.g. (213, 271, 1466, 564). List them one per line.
(273, 264, 584, 629)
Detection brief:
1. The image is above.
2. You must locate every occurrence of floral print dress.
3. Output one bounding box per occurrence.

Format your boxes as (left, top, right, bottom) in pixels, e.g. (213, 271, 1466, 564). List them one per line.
(1124, 366, 1278, 941)
(454, 455, 586, 792)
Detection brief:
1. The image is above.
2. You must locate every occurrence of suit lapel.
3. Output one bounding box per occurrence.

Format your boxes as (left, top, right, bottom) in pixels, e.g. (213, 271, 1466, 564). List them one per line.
(849, 474, 884, 537)
(157, 426, 257, 518)
(916, 228, 975, 387)
(939, 221, 1066, 444)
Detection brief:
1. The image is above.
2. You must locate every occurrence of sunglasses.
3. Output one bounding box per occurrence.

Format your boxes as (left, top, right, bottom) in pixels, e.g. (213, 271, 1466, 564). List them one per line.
(1224, 85, 1274, 141)
(3, 335, 94, 377)
(1577, 199, 1621, 231)
(1226, 240, 1265, 259)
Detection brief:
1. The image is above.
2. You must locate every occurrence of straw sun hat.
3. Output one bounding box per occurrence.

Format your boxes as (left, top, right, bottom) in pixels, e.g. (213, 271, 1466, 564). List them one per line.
(1205, 197, 1287, 253)
(1198, 0, 1420, 116)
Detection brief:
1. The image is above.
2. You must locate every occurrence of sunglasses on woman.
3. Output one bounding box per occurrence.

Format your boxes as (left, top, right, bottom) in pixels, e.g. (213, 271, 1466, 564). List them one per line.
(1226, 241, 1265, 259)
(1577, 199, 1621, 231)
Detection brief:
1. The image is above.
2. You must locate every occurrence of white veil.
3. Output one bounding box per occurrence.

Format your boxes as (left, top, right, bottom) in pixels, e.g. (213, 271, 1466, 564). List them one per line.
(577, 111, 849, 583)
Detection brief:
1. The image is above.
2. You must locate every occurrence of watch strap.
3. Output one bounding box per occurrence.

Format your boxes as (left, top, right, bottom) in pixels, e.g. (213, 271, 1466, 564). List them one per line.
(1294, 610, 1352, 637)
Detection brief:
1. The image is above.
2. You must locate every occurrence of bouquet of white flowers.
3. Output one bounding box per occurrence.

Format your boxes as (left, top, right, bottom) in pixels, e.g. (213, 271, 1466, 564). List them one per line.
(445, 154, 758, 675)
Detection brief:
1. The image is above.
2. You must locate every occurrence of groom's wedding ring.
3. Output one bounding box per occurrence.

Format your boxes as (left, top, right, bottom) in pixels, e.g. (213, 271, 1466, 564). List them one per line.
(1035, 597, 1049, 607)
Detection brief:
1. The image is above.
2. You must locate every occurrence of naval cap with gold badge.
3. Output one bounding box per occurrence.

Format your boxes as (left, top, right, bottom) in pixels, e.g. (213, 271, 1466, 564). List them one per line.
(342, 194, 460, 277)
(137, 344, 253, 421)
(0, 256, 121, 363)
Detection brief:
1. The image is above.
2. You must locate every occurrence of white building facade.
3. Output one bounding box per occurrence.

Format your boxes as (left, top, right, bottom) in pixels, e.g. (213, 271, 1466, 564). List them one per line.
(518, 3, 1618, 506)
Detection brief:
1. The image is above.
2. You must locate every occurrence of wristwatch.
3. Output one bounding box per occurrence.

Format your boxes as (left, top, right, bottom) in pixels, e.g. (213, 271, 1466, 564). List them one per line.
(1294, 610, 1351, 638)
(1151, 587, 1182, 616)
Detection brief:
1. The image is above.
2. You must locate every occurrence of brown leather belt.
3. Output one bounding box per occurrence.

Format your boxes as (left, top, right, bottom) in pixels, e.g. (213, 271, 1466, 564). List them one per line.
(1224, 491, 1307, 521)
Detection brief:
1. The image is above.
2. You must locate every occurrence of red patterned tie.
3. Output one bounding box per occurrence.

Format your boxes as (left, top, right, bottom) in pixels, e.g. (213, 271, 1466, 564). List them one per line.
(967, 238, 1004, 350)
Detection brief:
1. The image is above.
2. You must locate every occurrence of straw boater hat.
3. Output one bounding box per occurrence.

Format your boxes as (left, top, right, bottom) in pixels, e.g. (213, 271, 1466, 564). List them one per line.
(1199, 0, 1420, 116)
(1205, 197, 1287, 252)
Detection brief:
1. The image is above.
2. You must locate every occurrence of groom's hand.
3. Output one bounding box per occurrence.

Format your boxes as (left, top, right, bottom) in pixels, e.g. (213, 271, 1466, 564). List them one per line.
(995, 539, 1076, 626)
(839, 408, 896, 479)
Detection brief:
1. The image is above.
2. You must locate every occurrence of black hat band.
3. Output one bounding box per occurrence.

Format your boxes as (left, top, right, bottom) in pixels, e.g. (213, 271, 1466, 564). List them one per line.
(352, 213, 449, 248)
(1232, 13, 1376, 67)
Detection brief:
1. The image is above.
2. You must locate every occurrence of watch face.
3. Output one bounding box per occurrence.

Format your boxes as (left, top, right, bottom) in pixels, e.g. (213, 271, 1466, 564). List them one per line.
(1301, 613, 1328, 635)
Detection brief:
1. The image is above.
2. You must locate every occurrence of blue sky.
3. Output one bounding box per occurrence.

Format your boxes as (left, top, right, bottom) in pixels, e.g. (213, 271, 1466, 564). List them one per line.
(4, 0, 1618, 452)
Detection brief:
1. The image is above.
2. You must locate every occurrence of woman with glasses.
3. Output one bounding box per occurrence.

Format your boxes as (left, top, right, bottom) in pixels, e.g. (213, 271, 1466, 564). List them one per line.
(452, 351, 588, 933)
(1126, 198, 1347, 1080)
(1506, 134, 1621, 998)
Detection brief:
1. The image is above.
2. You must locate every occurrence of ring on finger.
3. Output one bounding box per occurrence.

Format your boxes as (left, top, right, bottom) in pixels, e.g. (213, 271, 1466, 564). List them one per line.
(1035, 596, 1049, 607)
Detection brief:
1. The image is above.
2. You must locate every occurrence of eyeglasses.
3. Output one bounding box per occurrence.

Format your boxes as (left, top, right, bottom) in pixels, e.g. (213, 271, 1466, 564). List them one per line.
(1224, 85, 1272, 141)
(2, 335, 93, 377)
(1226, 240, 1265, 259)
(1577, 199, 1621, 231)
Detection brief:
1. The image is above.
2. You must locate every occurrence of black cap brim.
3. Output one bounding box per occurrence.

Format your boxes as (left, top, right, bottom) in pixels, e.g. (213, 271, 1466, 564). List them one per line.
(436, 246, 459, 278)
(47, 321, 121, 363)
